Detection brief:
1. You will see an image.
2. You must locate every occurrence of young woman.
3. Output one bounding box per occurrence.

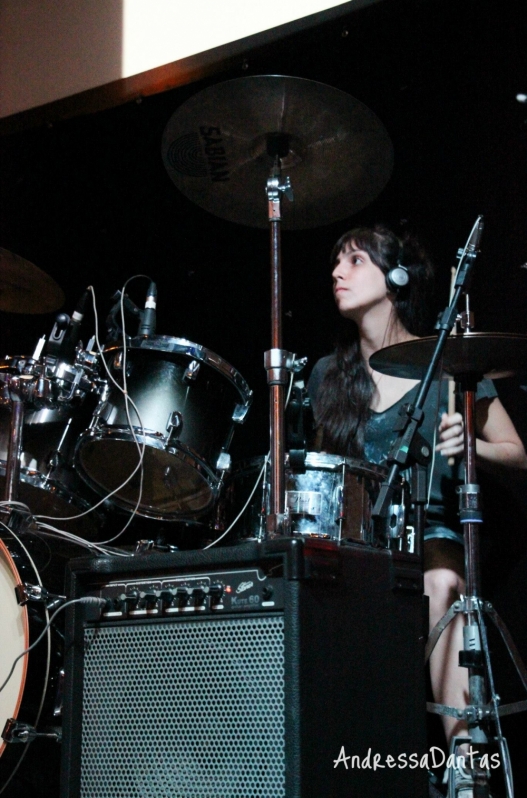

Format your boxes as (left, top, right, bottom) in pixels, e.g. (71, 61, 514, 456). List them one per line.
(307, 224, 527, 798)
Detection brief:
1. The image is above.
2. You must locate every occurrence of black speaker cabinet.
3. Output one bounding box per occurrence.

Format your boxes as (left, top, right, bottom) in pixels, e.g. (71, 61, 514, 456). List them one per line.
(61, 538, 428, 797)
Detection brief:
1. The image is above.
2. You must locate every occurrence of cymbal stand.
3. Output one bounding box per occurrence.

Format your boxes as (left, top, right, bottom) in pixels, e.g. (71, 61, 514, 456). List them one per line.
(0, 376, 32, 536)
(4, 392, 24, 503)
(264, 147, 294, 537)
(1, 335, 45, 513)
(425, 309, 527, 798)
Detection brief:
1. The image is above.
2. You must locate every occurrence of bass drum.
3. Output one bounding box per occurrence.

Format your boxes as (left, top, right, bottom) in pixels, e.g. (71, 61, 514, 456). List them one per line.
(0, 531, 64, 795)
(75, 337, 252, 521)
(215, 452, 410, 548)
(0, 402, 100, 540)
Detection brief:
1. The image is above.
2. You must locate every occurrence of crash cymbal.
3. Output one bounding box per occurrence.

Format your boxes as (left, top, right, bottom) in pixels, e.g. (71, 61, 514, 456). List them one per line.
(369, 332, 527, 380)
(0, 248, 64, 314)
(162, 75, 393, 229)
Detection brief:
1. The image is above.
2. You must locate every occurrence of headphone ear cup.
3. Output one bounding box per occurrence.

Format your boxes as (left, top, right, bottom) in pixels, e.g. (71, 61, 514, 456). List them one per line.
(385, 265, 409, 291)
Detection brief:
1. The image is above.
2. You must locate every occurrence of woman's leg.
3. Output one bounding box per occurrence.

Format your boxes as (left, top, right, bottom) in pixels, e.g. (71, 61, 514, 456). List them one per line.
(424, 539, 468, 745)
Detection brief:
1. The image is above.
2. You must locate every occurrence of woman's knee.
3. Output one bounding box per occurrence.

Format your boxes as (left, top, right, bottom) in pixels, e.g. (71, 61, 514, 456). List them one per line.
(424, 567, 464, 608)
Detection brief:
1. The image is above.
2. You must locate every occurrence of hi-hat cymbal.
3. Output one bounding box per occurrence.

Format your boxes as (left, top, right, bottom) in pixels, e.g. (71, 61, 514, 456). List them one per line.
(370, 333, 527, 380)
(0, 248, 65, 314)
(161, 75, 394, 229)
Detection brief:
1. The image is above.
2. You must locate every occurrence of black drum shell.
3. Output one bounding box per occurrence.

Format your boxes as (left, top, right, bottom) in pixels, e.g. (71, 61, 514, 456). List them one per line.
(75, 338, 251, 521)
(0, 400, 101, 540)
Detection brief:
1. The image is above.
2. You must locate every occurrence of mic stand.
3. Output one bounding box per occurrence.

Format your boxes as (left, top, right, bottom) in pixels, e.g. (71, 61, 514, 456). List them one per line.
(372, 234, 478, 533)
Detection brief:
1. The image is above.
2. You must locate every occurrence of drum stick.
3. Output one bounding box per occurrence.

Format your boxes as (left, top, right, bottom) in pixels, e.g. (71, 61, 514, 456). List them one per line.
(447, 266, 456, 466)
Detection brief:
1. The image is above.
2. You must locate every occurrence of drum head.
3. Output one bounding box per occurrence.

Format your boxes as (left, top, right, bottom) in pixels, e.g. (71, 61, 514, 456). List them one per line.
(77, 438, 215, 518)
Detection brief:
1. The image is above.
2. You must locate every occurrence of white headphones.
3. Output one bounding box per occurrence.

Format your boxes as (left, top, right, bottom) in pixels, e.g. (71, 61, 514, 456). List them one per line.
(385, 263, 409, 291)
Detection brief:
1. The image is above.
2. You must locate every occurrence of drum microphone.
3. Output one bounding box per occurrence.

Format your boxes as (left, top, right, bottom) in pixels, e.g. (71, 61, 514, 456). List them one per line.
(466, 215, 484, 254)
(137, 281, 157, 337)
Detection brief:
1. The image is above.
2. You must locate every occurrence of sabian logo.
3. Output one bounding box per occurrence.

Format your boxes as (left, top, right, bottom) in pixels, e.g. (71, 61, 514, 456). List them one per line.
(199, 126, 229, 182)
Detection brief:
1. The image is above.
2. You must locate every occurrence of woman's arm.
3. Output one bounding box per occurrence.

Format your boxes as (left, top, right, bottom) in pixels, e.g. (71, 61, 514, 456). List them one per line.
(436, 397, 527, 471)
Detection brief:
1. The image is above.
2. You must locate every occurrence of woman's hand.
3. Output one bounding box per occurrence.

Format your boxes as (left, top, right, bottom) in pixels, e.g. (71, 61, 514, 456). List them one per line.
(436, 411, 464, 457)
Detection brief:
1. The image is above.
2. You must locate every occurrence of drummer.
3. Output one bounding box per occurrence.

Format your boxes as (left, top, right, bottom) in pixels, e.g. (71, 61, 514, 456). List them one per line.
(307, 224, 527, 797)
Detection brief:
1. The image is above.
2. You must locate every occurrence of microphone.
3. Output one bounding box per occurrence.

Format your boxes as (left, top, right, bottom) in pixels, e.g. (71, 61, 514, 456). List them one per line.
(466, 215, 484, 254)
(68, 289, 89, 351)
(137, 281, 157, 337)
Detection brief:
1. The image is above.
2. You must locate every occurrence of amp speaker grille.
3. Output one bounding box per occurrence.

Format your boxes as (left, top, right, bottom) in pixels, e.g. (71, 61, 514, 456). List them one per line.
(80, 615, 286, 798)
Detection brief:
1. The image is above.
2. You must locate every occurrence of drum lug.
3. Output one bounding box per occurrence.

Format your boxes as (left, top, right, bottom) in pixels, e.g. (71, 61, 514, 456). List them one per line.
(232, 402, 250, 423)
(34, 376, 53, 405)
(163, 466, 177, 488)
(14, 581, 67, 607)
(166, 411, 183, 445)
(216, 451, 231, 472)
(183, 359, 201, 382)
(97, 382, 111, 403)
(1, 718, 62, 744)
(46, 449, 63, 470)
(405, 526, 416, 553)
(112, 351, 132, 377)
(335, 483, 345, 522)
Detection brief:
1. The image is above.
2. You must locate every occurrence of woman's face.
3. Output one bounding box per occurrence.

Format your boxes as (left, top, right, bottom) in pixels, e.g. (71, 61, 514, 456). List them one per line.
(332, 242, 392, 321)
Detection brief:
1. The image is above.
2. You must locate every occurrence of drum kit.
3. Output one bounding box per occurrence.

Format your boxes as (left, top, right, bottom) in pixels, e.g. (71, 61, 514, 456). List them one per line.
(0, 74, 527, 796)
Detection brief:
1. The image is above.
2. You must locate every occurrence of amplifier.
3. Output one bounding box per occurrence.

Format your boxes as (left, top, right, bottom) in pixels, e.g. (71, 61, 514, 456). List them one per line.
(61, 538, 428, 797)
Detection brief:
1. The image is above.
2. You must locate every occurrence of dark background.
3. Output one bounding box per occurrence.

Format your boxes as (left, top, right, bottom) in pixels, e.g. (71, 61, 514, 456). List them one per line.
(1, 0, 527, 794)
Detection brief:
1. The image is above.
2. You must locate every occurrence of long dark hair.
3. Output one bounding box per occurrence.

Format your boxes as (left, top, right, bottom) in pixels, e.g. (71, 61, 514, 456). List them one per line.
(315, 224, 435, 457)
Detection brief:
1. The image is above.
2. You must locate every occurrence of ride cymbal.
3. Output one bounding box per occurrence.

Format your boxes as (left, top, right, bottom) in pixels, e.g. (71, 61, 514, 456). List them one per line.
(370, 333, 527, 380)
(0, 248, 64, 314)
(162, 75, 394, 229)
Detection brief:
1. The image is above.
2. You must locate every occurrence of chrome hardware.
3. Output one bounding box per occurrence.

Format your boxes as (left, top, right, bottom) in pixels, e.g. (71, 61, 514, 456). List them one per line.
(183, 359, 201, 382)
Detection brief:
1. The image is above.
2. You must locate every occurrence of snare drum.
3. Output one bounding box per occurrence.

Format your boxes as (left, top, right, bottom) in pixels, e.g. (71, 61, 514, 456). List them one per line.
(75, 336, 252, 520)
(216, 452, 409, 547)
(0, 532, 63, 792)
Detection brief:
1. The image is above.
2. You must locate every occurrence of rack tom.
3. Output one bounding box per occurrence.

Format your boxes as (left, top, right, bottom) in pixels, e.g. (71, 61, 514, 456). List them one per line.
(75, 336, 252, 521)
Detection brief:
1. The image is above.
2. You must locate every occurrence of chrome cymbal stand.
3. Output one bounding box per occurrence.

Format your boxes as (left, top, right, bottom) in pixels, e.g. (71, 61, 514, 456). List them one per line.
(1, 336, 45, 508)
(3, 388, 24, 503)
(426, 334, 527, 798)
(264, 146, 294, 538)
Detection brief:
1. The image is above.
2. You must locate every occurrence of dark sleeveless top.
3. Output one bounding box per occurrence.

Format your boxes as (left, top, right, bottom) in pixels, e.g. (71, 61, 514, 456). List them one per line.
(307, 355, 498, 543)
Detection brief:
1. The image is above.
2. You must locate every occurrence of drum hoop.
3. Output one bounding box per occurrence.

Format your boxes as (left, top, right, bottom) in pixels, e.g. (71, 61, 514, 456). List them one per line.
(0, 539, 29, 755)
(234, 452, 389, 480)
(103, 336, 252, 408)
(77, 426, 219, 479)
(303, 452, 388, 479)
(75, 428, 219, 519)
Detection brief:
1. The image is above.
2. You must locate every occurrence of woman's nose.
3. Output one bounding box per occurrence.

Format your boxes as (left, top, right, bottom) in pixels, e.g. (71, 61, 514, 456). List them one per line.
(332, 263, 345, 281)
